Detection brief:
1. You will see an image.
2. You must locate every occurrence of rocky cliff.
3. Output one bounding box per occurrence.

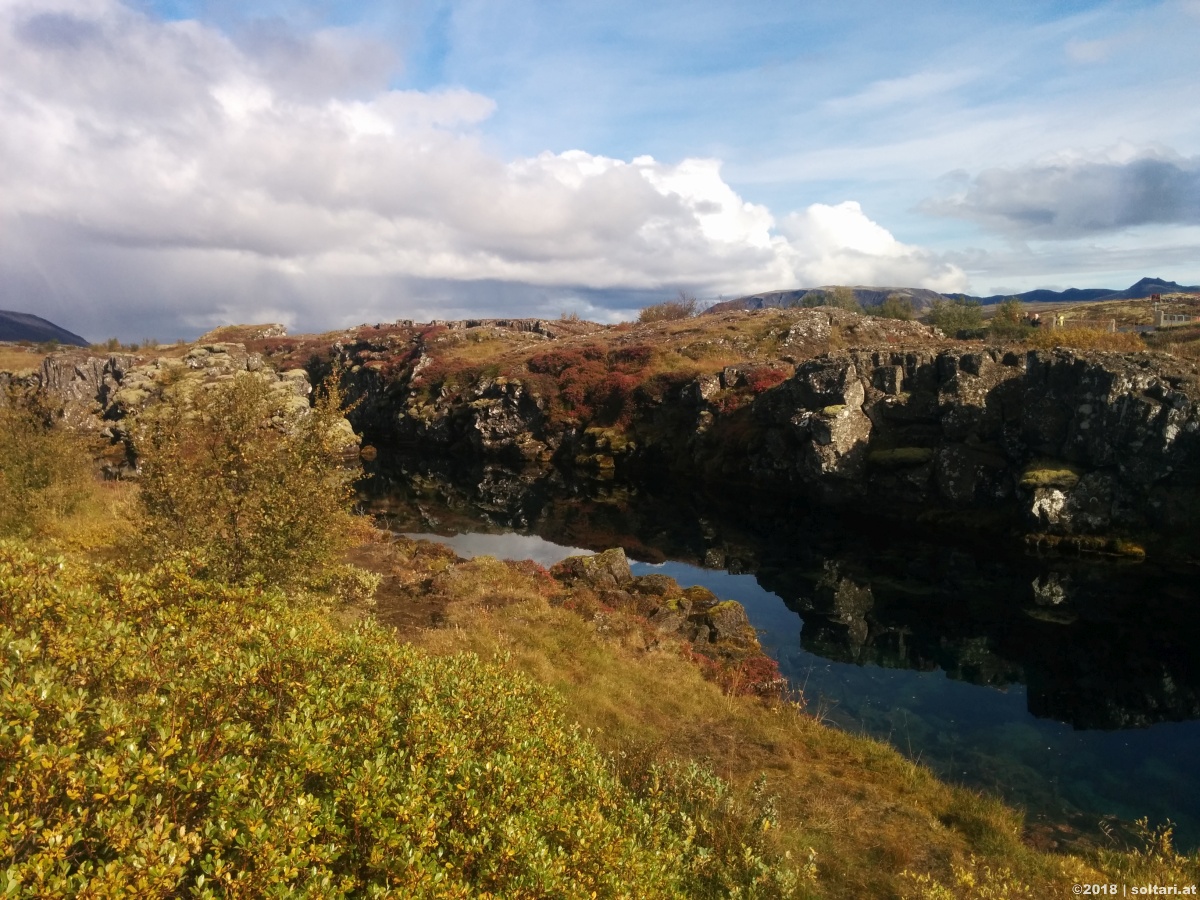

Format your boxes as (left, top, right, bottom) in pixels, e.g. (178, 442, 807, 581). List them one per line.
(11, 308, 1200, 554)
(324, 312, 1199, 555)
(726, 346, 1200, 546)
(2, 342, 340, 476)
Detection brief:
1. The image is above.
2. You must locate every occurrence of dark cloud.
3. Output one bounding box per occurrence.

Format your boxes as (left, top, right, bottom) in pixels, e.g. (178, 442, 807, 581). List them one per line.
(15, 12, 104, 51)
(927, 155, 1200, 238)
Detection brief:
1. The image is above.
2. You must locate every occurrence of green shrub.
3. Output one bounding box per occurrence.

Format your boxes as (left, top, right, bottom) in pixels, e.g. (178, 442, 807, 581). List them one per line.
(802, 287, 862, 313)
(0, 543, 804, 898)
(870, 295, 915, 321)
(133, 370, 359, 588)
(0, 390, 94, 538)
(927, 297, 985, 338)
(988, 298, 1033, 341)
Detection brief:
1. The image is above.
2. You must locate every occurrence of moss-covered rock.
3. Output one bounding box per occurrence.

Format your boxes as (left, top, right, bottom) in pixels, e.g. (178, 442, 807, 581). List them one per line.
(1020, 459, 1083, 490)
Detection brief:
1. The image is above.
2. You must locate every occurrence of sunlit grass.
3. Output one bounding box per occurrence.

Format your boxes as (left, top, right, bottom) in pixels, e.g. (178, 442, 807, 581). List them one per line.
(386, 537, 1200, 899)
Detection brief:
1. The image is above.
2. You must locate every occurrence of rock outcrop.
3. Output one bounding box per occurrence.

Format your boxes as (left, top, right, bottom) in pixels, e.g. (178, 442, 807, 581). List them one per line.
(7, 343, 350, 476)
(728, 347, 1200, 543)
(550, 548, 771, 689)
(345, 332, 1200, 551)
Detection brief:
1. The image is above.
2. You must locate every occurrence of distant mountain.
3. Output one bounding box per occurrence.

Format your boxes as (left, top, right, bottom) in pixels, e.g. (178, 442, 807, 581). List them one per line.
(965, 277, 1200, 305)
(1100, 276, 1200, 300)
(0, 310, 89, 347)
(711, 277, 1200, 314)
(707, 285, 946, 314)
(965, 287, 1115, 305)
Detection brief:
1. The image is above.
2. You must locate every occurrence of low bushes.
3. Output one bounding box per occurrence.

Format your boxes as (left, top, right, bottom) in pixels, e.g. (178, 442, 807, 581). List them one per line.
(526, 344, 661, 426)
(637, 294, 698, 323)
(0, 543, 803, 898)
(1024, 327, 1145, 352)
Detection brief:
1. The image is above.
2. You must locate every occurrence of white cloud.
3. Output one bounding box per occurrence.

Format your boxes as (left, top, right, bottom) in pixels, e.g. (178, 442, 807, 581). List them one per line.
(780, 202, 967, 293)
(821, 68, 979, 115)
(1065, 37, 1114, 64)
(1, 0, 962, 338)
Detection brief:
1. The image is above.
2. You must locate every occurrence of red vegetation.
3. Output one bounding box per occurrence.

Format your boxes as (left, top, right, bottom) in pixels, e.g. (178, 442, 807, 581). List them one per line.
(526, 343, 662, 425)
(744, 366, 790, 394)
(719, 654, 786, 698)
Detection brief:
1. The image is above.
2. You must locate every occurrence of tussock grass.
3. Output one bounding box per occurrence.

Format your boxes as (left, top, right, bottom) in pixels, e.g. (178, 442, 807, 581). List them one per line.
(0, 393, 100, 540)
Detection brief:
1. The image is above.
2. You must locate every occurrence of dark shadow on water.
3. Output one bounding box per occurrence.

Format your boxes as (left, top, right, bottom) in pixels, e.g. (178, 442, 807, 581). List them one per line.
(364, 462, 1200, 849)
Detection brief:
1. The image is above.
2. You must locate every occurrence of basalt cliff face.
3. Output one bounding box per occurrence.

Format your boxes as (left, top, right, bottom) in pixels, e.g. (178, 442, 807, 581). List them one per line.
(2, 341, 332, 476)
(320, 312, 1199, 555)
(728, 346, 1200, 545)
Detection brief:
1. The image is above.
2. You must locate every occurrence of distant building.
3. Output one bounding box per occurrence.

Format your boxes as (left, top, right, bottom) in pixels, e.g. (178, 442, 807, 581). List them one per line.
(1152, 304, 1194, 328)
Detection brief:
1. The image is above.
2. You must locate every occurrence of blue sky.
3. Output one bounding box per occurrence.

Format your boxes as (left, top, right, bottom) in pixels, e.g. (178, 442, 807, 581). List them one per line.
(3, 0, 1198, 339)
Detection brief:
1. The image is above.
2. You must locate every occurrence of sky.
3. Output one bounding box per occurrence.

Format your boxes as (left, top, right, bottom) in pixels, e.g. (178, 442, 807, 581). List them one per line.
(2, 0, 1199, 341)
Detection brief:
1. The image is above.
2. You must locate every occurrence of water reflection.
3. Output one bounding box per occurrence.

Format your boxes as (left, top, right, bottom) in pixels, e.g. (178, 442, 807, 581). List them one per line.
(367, 465, 1200, 847)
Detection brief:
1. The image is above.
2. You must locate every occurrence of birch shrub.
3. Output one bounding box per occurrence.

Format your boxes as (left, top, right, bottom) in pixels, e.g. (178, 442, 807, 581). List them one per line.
(0, 544, 802, 898)
(134, 370, 359, 589)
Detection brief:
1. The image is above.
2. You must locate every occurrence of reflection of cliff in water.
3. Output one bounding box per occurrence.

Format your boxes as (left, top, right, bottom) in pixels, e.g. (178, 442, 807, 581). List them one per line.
(364, 460, 1200, 731)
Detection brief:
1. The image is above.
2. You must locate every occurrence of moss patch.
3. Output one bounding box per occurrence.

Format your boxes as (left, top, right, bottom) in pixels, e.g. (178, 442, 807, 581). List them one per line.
(1020, 459, 1083, 490)
(1025, 533, 1147, 559)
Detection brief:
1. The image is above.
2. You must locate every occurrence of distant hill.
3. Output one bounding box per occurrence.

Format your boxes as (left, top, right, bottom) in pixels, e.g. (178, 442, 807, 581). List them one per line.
(710, 277, 1200, 314)
(0, 310, 89, 347)
(966, 277, 1200, 306)
(965, 287, 1115, 305)
(707, 285, 946, 314)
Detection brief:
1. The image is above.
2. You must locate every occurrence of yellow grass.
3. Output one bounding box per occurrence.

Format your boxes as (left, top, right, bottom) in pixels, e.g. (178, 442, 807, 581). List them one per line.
(0, 346, 46, 374)
(1024, 327, 1146, 352)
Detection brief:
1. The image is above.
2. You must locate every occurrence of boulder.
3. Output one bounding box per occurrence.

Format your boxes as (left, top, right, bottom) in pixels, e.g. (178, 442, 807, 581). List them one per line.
(550, 548, 633, 588)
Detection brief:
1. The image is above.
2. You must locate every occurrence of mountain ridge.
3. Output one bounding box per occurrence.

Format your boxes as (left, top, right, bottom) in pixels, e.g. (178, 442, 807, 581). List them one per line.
(0, 310, 89, 347)
(709, 276, 1200, 314)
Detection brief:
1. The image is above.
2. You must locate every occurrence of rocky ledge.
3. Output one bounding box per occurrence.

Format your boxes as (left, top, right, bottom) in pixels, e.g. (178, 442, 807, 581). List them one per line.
(329, 315, 1200, 555)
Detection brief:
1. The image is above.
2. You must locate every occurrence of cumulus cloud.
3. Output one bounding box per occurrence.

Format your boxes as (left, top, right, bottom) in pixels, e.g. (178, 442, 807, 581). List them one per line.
(779, 202, 967, 293)
(926, 149, 1200, 238)
(1, 0, 962, 338)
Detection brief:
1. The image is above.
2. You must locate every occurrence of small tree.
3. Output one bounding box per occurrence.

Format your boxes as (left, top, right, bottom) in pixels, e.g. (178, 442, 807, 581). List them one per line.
(927, 296, 985, 337)
(0, 388, 94, 538)
(871, 293, 915, 321)
(828, 286, 863, 312)
(638, 291, 699, 323)
(801, 287, 862, 312)
(988, 297, 1031, 340)
(135, 370, 360, 588)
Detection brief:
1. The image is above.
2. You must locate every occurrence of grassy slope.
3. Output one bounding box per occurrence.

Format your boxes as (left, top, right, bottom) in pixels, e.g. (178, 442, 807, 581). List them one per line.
(352, 537, 1200, 899)
(6, 455, 1199, 898)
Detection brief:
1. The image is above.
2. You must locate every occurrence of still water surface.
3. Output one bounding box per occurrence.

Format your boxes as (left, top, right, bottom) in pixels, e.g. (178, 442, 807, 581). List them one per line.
(385, 476, 1200, 848)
